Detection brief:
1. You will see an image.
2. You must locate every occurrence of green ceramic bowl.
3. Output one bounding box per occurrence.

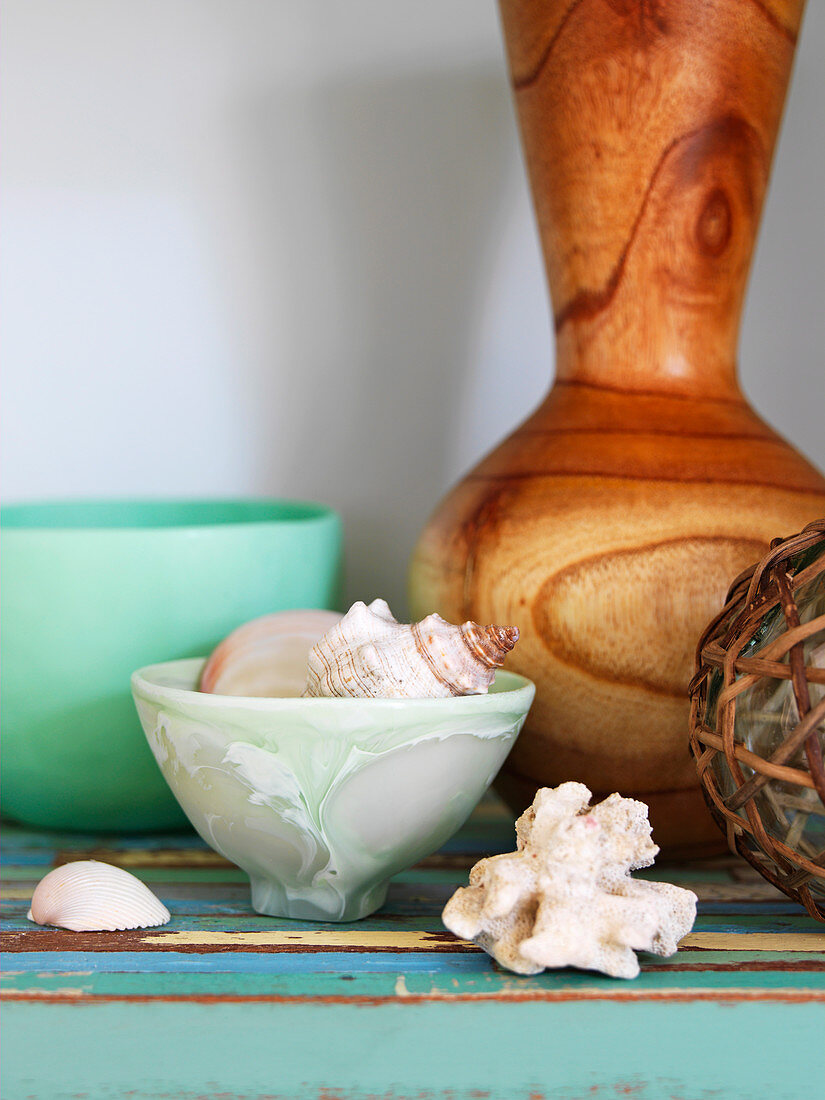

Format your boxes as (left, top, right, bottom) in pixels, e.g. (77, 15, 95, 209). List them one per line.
(132, 659, 535, 921)
(1, 499, 342, 832)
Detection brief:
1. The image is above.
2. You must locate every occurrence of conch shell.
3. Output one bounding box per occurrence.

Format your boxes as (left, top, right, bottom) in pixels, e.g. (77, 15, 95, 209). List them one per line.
(27, 860, 171, 932)
(442, 783, 697, 979)
(304, 599, 519, 698)
(200, 609, 342, 696)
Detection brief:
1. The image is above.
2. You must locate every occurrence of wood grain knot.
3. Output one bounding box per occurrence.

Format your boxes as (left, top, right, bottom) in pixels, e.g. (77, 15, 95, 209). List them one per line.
(695, 188, 732, 257)
(605, 0, 669, 37)
(533, 536, 766, 695)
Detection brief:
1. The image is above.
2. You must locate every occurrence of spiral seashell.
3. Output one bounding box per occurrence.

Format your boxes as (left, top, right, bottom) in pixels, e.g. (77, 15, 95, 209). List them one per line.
(304, 599, 519, 698)
(27, 861, 171, 932)
(200, 609, 342, 696)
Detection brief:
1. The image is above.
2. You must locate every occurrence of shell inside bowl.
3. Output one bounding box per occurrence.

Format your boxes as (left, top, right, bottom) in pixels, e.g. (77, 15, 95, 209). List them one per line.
(131, 659, 534, 921)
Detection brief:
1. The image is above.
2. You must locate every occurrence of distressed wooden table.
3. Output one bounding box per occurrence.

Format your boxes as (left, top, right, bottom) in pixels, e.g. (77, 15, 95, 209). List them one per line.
(3, 795, 824, 1099)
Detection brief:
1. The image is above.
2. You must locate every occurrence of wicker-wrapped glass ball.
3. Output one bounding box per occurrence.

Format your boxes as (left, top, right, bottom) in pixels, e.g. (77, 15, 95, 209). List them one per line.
(689, 520, 825, 921)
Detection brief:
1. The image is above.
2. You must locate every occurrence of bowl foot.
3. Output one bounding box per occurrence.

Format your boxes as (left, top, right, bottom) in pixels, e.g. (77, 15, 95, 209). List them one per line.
(249, 876, 389, 922)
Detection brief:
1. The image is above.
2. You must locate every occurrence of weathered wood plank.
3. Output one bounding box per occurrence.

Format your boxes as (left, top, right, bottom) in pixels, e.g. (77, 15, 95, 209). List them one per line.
(3, 959, 824, 1002)
(4, 1000, 823, 1099)
(4, 947, 823, 980)
(3, 800, 824, 1099)
(3, 919, 822, 954)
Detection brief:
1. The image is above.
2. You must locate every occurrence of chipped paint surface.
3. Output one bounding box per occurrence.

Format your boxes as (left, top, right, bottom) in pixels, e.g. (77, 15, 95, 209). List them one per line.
(3, 797, 824, 1098)
(4, 1000, 824, 1098)
(680, 931, 825, 951)
(139, 928, 469, 949)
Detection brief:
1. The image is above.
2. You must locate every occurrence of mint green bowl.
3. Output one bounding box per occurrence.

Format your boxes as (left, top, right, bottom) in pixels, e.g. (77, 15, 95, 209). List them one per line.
(132, 659, 534, 921)
(1, 499, 342, 832)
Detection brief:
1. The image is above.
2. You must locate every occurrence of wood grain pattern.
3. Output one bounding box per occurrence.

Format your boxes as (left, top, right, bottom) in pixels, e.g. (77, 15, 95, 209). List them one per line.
(409, 0, 825, 851)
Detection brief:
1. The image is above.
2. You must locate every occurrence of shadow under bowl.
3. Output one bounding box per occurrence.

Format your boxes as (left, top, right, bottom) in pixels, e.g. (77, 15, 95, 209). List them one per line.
(131, 659, 535, 921)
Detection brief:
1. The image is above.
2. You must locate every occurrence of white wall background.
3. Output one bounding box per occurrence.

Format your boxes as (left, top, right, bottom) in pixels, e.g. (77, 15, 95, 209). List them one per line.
(3, 1, 823, 615)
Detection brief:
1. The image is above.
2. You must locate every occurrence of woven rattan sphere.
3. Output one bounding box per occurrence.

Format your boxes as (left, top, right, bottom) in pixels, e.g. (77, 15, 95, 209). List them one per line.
(689, 520, 825, 920)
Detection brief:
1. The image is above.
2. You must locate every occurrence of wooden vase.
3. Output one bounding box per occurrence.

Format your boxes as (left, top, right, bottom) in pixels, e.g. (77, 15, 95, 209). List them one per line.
(409, 0, 825, 852)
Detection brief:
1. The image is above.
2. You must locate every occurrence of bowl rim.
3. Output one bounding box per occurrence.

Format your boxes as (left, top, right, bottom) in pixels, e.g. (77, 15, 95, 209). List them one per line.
(0, 497, 339, 533)
(132, 657, 536, 711)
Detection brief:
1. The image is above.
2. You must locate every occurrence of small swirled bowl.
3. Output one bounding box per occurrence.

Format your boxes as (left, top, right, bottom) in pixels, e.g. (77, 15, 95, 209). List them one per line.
(131, 658, 534, 921)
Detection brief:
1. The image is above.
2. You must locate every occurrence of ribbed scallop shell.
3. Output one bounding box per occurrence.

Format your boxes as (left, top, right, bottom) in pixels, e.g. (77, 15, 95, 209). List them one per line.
(200, 609, 342, 696)
(304, 599, 519, 698)
(27, 861, 171, 932)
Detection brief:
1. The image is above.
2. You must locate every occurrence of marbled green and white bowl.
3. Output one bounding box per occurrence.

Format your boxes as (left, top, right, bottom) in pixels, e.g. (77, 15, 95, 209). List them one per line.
(132, 659, 534, 921)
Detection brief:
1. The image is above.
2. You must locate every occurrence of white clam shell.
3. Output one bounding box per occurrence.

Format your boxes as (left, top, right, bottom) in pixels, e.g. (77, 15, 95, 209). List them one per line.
(27, 860, 171, 932)
(200, 609, 342, 697)
(305, 599, 519, 698)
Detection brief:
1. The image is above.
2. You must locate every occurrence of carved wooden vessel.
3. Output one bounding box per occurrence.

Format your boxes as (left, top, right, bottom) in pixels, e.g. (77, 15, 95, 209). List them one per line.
(409, 0, 825, 851)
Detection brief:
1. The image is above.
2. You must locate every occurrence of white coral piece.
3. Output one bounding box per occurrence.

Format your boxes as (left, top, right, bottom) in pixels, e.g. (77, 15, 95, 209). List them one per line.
(442, 783, 697, 979)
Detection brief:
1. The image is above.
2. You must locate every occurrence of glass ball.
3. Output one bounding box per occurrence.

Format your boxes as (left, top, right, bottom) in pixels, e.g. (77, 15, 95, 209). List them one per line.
(703, 538, 825, 906)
